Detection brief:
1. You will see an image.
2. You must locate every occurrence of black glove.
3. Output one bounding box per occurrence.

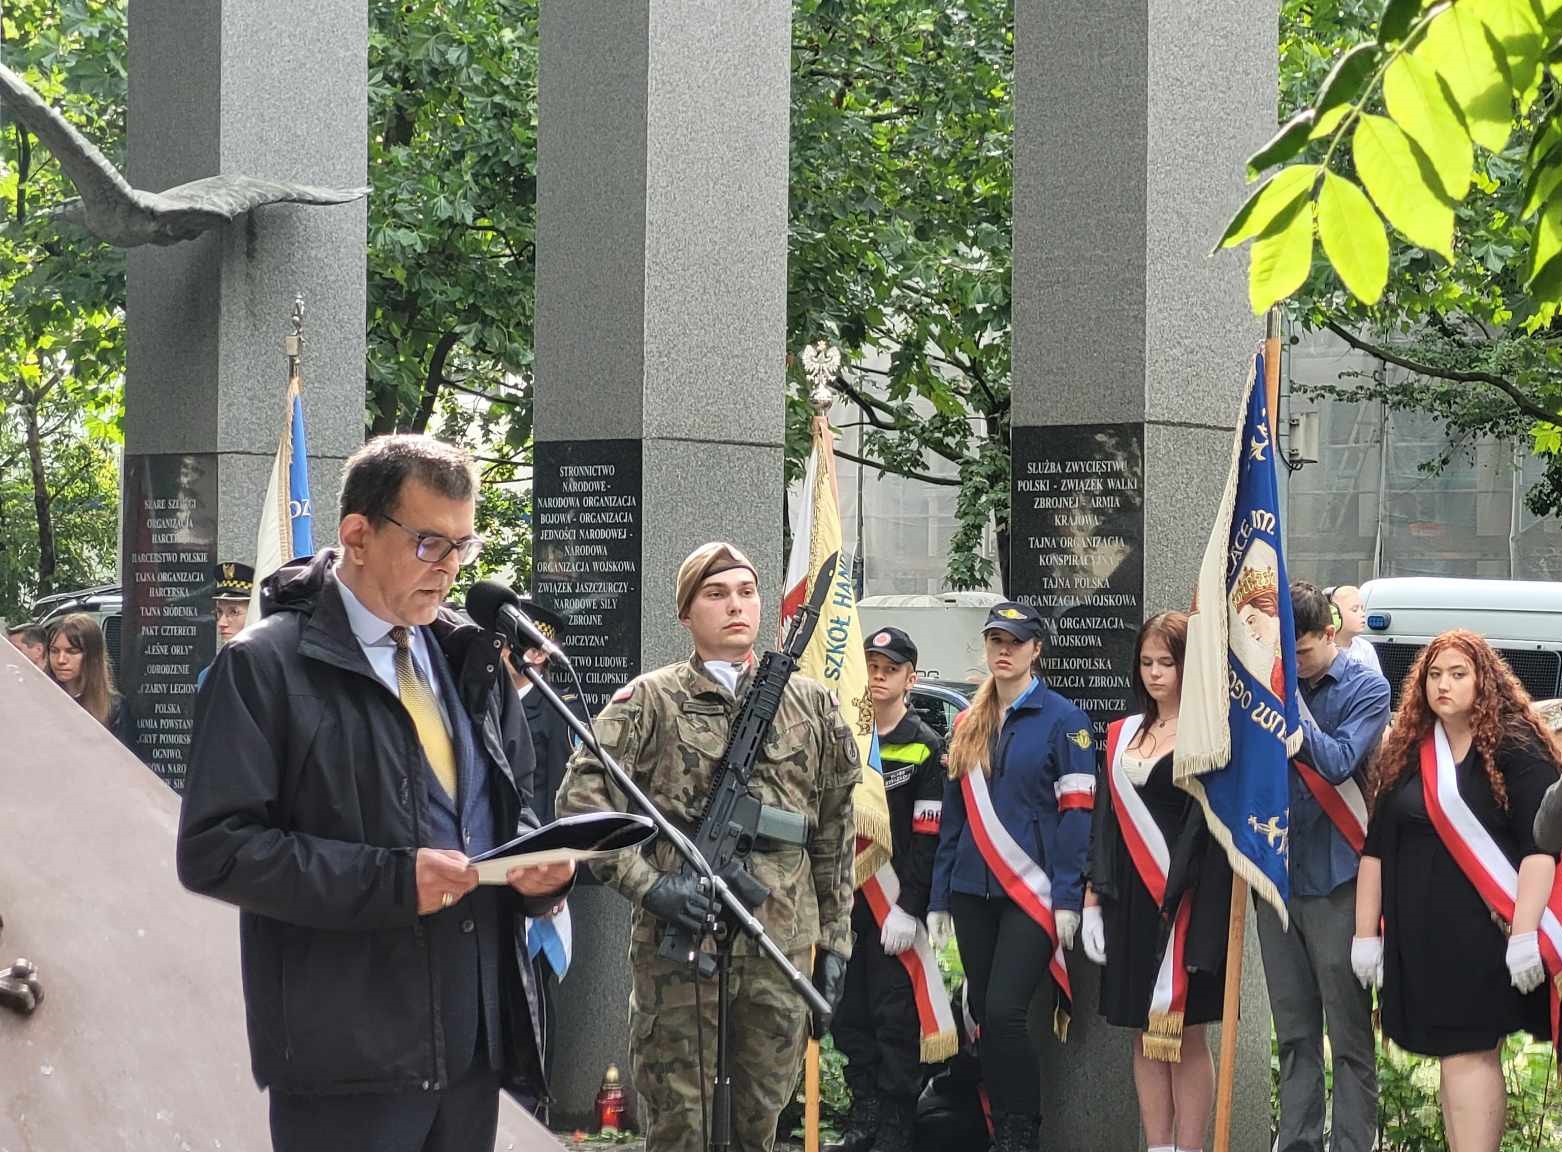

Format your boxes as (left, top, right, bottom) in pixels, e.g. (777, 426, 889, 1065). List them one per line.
(643, 872, 717, 933)
(810, 949, 848, 1039)
(718, 860, 770, 911)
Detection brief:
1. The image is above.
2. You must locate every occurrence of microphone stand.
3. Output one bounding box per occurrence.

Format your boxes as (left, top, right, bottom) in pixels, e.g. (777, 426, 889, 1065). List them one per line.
(516, 660, 830, 1152)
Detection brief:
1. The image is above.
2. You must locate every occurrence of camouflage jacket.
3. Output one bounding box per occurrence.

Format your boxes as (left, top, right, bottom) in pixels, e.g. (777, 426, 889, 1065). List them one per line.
(557, 654, 860, 959)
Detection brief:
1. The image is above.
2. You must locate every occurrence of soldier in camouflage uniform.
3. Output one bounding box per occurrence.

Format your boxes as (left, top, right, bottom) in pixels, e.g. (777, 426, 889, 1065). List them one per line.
(557, 542, 860, 1152)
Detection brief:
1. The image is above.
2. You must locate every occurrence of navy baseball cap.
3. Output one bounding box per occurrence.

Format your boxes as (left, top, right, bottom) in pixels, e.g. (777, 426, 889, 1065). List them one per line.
(865, 626, 917, 666)
(982, 601, 1044, 641)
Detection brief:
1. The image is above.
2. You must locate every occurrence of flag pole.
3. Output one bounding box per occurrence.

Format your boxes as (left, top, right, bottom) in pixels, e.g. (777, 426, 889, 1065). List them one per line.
(800, 353, 835, 1152)
(1211, 310, 1284, 1152)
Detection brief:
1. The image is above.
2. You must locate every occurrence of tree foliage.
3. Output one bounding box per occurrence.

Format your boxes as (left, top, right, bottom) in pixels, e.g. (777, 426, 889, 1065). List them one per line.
(788, 0, 1012, 591)
(1264, 0, 1562, 517)
(366, 0, 537, 577)
(0, 0, 126, 620)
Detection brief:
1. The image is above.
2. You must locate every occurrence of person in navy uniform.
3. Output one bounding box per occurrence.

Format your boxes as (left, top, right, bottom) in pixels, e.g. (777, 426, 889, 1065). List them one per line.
(828, 626, 945, 1152)
(196, 561, 254, 689)
(927, 601, 1094, 1152)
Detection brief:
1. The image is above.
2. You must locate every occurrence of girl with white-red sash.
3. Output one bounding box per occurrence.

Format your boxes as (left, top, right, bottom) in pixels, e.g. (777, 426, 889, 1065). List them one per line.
(927, 601, 1096, 1152)
(1081, 611, 1230, 1152)
(1354, 628, 1562, 1152)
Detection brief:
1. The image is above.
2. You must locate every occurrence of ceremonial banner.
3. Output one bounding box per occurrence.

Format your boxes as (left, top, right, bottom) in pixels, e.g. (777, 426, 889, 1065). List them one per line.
(783, 404, 891, 883)
(1174, 350, 1300, 923)
(248, 311, 315, 624)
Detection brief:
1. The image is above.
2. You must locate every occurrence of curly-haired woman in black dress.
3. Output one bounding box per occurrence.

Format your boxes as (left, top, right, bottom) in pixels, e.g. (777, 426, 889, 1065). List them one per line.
(1354, 628, 1562, 1152)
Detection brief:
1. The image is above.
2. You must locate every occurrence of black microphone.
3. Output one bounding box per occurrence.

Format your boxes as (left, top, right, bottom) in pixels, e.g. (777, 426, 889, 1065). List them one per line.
(465, 581, 570, 666)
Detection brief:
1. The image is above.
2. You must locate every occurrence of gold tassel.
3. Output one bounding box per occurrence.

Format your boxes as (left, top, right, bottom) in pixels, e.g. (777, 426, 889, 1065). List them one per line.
(1142, 1011, 1186, 1063)
(850, 804, 894, 888)
(920, 1030, 959, 1064)
(1053, 1004, 1071, 1043)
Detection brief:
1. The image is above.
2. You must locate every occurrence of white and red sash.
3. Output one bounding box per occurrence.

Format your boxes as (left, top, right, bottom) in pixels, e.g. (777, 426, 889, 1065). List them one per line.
(1419, 724, 1562, 1049)
(859, 862, 958, 1062)
(960, 767, 1073, 1034)
(1293, 758, 1368, 854)
(1104, 715, 1194, 1061)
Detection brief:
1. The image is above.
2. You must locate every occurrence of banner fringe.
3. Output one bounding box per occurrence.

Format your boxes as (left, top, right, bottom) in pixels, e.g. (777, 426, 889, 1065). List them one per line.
(920, 1030, 959, 1064)
(1143, 1011, 1186, 1063)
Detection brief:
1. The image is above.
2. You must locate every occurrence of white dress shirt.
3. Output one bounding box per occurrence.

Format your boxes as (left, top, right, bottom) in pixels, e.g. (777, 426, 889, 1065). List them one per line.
(335, 569, 452, 734)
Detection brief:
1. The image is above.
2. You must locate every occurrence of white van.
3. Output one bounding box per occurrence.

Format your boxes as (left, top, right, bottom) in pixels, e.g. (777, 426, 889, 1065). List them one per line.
(1359, 577, 1562, 705)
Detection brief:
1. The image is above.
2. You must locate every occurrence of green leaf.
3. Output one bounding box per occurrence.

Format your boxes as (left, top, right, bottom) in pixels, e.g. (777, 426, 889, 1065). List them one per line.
(1526, 199, 1562, 300)
(1533, 422, 1562, 455)
(1314, 43, 1381, 115)
(1382, 51, 1473, 200)
(1246, 112, 1316, 180)
(1353, 113, 1455, 259)
(1481, 0, 1545, 107)
(1248, 196, 1314, 314)
(1380, 0, 1427, 45)
(1317, 172, 1388, 304)
(1417, 5, 1514, 152)
(1214, 164, 1319, 252)
(1521, 140, 1562, 219)
(1310, 103, 1350, 141)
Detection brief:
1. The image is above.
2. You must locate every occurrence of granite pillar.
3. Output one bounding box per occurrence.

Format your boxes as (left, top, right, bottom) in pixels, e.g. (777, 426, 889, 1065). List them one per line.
(1012, 1, 1279, 1148)
(533, 0, 791, 1126)
(121, 2, 366, 786)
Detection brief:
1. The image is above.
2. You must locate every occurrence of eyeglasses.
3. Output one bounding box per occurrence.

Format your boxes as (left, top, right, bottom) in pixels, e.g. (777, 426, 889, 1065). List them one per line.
(383, 515, 484, 565)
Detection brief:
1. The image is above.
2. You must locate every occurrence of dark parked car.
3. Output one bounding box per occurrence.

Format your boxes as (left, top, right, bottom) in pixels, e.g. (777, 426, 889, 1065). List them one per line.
(909, 677, 976, 741)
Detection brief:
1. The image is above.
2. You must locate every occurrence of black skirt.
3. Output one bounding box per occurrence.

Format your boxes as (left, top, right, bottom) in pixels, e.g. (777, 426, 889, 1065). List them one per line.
(1097, 754, 1224, 1031)
(1369, 742, 1554, 1057)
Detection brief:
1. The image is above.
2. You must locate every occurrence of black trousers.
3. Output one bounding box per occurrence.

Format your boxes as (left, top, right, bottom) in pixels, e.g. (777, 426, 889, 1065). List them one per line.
(833, 899, 922, 1100)
(950, 892, 1052, 1120)
(268, 1057, 500, 1152)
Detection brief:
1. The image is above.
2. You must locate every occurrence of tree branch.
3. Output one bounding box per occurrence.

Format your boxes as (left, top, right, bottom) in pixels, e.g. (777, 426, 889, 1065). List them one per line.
(833, 448, 961, 486)
(857, 105, 920, 124)
(442, 377, 524, 408)
(1324, 320, 1559, 427)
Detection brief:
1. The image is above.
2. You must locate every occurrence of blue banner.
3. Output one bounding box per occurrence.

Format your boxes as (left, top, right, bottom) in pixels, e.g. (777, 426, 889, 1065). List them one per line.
(1178, 351, 1298, 918)
(287, 389, 314, 557)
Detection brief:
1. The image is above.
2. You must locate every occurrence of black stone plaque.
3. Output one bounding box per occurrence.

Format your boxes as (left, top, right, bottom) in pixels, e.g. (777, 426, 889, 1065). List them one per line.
(120, 453, 219, 790)
(1009, 423, 1145, 741)
(532, 440, 643, 713)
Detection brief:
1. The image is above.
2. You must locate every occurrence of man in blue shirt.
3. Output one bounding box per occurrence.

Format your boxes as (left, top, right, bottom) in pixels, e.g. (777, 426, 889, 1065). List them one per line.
(1256, 582, 1390, 1152)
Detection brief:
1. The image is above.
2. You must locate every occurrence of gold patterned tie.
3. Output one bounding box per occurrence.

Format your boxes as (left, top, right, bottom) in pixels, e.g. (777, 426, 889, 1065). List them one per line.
(391, 626, 458, 801)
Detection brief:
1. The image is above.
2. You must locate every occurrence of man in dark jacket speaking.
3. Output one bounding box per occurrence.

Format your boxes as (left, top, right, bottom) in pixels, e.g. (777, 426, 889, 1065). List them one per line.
(177, 434, 573, 1152)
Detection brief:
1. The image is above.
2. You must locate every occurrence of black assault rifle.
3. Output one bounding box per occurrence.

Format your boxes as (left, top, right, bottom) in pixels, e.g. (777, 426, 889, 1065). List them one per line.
(656, 552, 839, 969)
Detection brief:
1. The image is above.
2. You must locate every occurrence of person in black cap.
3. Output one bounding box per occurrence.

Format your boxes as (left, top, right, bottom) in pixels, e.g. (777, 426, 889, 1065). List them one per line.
(197, 561, 254, 689)
(928, 601, 1096, 1152)
(500, 594, 585, 1104)
(829, 626, 946, 1152)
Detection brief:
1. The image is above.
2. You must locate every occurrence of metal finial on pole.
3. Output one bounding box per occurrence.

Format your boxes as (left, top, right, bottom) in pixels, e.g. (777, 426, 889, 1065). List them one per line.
(285, 294, 305, 362)
(800, 339, 841, 414)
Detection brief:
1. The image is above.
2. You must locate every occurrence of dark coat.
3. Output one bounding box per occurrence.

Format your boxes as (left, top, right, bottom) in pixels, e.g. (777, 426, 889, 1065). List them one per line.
(1088, 737, 1233, 978)
(176, 549, 560, 1100)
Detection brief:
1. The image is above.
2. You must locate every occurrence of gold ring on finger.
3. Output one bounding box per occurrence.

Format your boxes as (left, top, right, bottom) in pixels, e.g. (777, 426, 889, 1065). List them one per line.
(441, 892, 453, 910)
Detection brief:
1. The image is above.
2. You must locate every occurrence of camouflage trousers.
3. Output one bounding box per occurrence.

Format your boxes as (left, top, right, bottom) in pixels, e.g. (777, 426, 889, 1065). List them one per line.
(629, 942, 811, 1152)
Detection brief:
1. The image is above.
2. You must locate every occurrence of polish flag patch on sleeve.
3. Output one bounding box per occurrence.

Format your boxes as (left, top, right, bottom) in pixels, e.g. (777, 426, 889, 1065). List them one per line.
(912, 800, 943, 835)
(611, 678, 639, 704)
(1055, 773, 1095, 812)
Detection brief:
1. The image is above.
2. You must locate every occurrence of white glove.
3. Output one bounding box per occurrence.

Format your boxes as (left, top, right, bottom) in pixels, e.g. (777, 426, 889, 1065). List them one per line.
(1055, 909, 1080, 950)
(1081, 904, 1106, 965)
(880, 905, 918, 956)
(1507, 931, 1546, 994)
(1350, 936, 1383, 990)
(927, 911, 954, 952)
